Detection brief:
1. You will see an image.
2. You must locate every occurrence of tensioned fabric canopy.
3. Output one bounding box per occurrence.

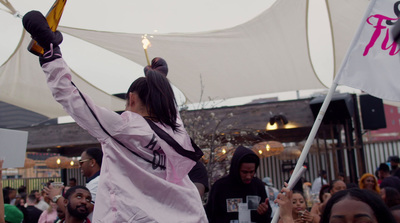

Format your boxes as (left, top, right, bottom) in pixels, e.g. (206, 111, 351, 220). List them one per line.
(0, 0, 370, 118)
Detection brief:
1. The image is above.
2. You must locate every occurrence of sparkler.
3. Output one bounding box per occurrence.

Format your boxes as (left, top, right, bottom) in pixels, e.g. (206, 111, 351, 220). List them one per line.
(142, 34, 152, 66)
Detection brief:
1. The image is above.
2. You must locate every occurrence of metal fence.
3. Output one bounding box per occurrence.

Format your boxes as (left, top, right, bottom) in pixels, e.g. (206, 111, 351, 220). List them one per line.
(257, 140, 400, 189)
(2, 140, 399, 193)
(2, 168, 86, 193)
(2, 177, 61, 193)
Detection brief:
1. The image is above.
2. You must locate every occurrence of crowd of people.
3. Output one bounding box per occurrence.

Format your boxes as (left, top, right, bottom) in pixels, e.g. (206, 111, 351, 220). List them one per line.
(275, 158, 400, 223)
(0, 8, 397, 223)
(0, 152, 95, 223)
(2, 146, 399, 223)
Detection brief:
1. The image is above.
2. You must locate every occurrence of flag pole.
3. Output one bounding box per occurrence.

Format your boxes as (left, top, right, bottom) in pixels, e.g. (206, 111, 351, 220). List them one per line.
(271, 0, 378, 220)
(271, 81, 338, 223)
(271, 166, 307, 223)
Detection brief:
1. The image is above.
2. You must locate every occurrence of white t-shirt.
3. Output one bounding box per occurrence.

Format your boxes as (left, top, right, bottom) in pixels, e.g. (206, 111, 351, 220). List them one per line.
(86, 174, 100, 202)
(311, 176, 327, 194)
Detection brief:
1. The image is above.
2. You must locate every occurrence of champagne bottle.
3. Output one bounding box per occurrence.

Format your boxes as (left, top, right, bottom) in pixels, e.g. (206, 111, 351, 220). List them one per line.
(27, 0, 67, 56)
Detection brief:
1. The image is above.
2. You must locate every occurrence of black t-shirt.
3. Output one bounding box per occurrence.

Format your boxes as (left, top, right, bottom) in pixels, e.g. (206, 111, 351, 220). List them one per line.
(22, 206, 43, 223)
(189, 161, 209, 192)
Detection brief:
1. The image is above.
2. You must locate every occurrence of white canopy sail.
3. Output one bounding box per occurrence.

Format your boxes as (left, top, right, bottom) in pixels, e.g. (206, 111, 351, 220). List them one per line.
(0, 0, 370, 118)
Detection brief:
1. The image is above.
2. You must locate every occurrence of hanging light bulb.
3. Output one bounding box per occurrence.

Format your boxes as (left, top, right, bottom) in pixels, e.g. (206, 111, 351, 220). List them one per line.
(56, 158, 61, 165)
(252, 141, 284, 158)
(70, 160, 74, 166)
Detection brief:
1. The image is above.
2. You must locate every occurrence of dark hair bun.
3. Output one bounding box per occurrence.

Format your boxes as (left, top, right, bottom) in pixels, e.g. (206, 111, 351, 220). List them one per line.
(144, 57, 168, 77)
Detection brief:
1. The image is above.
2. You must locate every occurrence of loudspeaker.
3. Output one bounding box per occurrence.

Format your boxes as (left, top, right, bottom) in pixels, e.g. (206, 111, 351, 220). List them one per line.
(309, 93, 354, 124)
(359, 94, 386, 130)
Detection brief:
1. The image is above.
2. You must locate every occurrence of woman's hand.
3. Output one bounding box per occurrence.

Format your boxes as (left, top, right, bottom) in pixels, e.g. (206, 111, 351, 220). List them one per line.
(43, 184, 64, 200)
(300, 210, 315, 223)
(275, 183, 294, 223)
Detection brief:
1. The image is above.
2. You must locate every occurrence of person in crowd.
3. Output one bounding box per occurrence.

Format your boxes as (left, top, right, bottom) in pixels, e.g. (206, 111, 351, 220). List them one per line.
(48, 186, 93, 223)
(277, 187, 397, 223)
(0, 160, 25, 223)
(23, 11, 207, 222)
(18, 186, 27, 196)
(309, 184, 329, 222)
(389, 205, 400, 223)
(79, 148, 102, 203)
(68, 178, 77, 187)
(358, 173, 380, 194)
(38, 201, 58, 223)
(4, 204, 24, 223)
(318, 179, 347, 215)
(263, 177, 279, 219)
(286, 167, 305, 194)
(188, 160, 209, 200)
(4, 187, 17, 206)
(329, 179, 347, 195)
(78, 148, 101, 222)
(311, 170, 327, 194)
(388, 156, 400, 175)
(54, 205, 66, 223)
(205, 146, 271, 223)
(378, 162, 391, 184)
(3, 188, 10, 204)
(23, 193, 43, 223)
(16, 196, 26, 214)
(320, 188, 397, 223)
(278, 191, 318, 223)
(337, 172, 346, 183)
(381, 187, 400, 209)
(16, 185, 27, 211)
(380, 176, 400, 192)
(31, 190, 49, 212)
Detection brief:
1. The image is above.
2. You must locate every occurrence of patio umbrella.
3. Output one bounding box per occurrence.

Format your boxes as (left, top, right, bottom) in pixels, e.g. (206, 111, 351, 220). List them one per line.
(45, 156, 71, 169)
(277, 146, 302, 160)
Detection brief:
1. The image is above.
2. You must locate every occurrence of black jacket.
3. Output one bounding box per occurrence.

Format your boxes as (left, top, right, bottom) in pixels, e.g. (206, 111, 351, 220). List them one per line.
(205, 146, 271, 223)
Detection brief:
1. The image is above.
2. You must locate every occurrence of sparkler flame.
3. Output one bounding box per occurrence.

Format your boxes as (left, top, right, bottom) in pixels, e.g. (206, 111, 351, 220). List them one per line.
(142, 35, 152, 49)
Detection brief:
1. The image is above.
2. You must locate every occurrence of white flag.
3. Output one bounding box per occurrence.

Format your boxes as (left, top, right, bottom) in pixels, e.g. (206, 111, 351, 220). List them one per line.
(335, 0, 400, 102)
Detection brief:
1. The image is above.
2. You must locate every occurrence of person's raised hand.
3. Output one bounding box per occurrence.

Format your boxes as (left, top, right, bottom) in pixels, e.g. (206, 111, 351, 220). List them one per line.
(275, 183, 294, 223)
(22, 10, 63, 52)
(43, 184, 64, 200)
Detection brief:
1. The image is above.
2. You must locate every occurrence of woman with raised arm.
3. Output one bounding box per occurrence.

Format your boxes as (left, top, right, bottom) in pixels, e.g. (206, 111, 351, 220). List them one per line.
(22, 10, 207, 223)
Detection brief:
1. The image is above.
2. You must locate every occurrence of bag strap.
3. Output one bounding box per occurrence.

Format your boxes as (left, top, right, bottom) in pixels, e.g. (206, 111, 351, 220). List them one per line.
(144, 118, 203, 162)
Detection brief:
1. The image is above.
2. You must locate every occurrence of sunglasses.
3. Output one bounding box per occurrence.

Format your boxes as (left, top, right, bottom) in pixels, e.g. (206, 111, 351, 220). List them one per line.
(78, 158, 92, 165)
